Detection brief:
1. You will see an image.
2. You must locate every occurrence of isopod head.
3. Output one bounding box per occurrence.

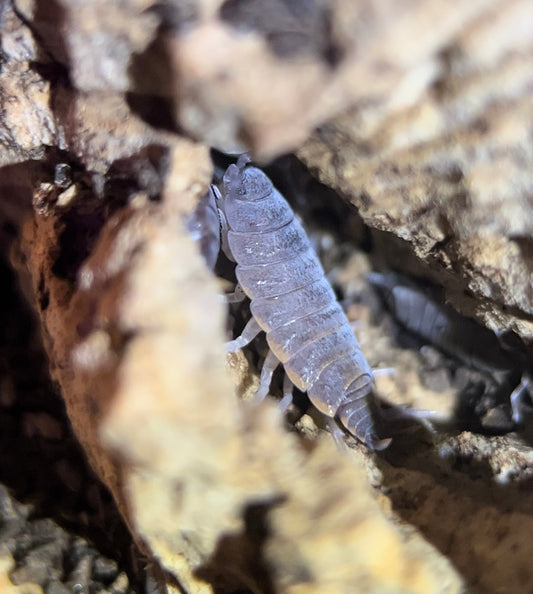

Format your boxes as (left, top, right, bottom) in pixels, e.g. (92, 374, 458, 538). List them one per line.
(222, 154, 271, 203)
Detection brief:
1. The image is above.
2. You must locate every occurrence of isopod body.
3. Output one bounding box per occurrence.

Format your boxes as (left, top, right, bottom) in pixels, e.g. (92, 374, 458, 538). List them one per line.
(368, 272, 516, 376)
(369, 271, 533, 427)
(185, 187, 221, 270)
(215, 156, 385, 449)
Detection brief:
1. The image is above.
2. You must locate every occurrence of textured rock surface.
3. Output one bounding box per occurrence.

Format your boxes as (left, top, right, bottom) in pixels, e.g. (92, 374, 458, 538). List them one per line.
(12, 138, 462, 593)
(1, 0, 532, 593)
(374, 432, 533, 594)
(298, 0, 533, 340)
(0, 555, 43, 594)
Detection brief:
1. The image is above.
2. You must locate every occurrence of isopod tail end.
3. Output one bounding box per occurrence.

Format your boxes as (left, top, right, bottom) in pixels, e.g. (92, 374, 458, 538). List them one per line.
(356, 427, 392, 451)
(336, 392, 391, 451)
(368, 436, 392, 451)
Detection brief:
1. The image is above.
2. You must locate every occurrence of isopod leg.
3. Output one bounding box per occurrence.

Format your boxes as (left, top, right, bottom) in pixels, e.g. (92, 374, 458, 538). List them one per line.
(255, 349, 280, 402)
(372, 367, 396, 377)
(327, 418, 349, 453)
(278, 373, 294, 411)
(224, 284, 246, 304)
(225, 317, 262, 353)
(236, 153, 251, 170)
(510, 373, 532, 424)
(378, 405, 439, 434)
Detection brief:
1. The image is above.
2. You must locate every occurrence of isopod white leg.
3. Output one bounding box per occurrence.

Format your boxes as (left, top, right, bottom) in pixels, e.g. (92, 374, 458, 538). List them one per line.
(510, 374, 532, 424)
(254, 349, 280, 402)
(327, 418, 348, 453)
(278, 373, 294, 411)
(224, 284, 246, 304)
(372, 367, 396, 377)
(379, 404, 441, 422)
(225, 317, 262, 352)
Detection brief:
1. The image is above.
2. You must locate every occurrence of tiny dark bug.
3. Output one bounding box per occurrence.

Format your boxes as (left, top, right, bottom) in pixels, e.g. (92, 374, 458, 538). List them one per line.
(204, 156, 388, 449)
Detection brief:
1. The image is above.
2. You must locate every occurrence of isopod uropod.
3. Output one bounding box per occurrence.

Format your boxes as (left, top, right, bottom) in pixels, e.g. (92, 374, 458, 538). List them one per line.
(367, 271, 516, 375)
(210, 155, 388, 450)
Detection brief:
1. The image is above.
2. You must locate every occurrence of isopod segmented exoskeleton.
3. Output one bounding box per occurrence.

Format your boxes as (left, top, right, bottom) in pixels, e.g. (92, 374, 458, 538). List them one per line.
(185, 186, 222, 271)
(368, 272, 517, 375)
(369, 271, 532, 427)
(209, 155, 388, 450)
